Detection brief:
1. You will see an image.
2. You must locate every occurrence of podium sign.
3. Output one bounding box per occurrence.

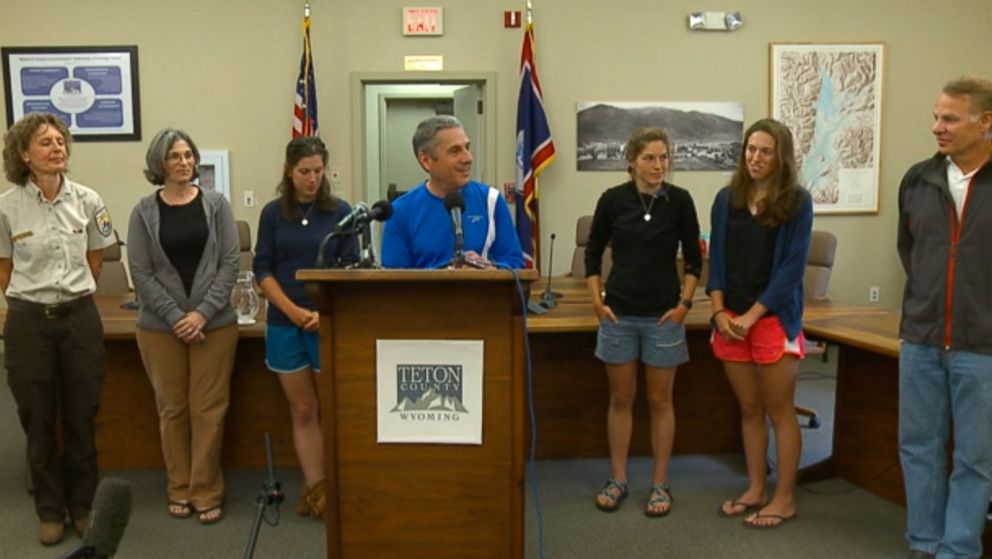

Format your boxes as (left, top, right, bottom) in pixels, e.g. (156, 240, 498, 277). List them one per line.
(375, 339, 484, 444)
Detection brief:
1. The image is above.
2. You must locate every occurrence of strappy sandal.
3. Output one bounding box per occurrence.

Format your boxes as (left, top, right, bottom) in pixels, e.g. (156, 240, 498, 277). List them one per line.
(167, 500, 193, 519)
(644, 483, 673, 517)
(595, 478, 628, 512)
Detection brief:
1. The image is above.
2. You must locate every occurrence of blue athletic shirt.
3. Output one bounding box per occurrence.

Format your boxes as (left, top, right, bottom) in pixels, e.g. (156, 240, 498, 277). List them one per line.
(380, 180, 523, 269)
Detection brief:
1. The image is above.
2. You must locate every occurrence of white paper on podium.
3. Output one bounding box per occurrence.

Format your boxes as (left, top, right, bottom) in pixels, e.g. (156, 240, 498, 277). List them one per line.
(375, 339, 484, 444)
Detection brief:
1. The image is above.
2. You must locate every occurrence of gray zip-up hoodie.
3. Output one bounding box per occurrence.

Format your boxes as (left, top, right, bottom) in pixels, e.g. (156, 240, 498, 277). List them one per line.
(897, 153, 992, 354)
(126, 188, 239, 333)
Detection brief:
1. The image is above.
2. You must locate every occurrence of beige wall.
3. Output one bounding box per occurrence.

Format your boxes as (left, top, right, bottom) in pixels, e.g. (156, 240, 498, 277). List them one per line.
(3, 0, 990, 309)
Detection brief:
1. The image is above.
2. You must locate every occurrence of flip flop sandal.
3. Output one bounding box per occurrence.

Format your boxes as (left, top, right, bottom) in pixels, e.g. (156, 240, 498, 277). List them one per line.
(742, 512, 798, 529)
(168, 501, 193, 519)
(644, 483, 673, 517)
(196, 506, 224, 525)
(717, 498, 767, 518)
(595, 478, 628, 512)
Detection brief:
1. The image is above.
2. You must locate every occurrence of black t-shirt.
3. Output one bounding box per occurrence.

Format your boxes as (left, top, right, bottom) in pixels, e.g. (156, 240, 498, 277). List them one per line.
(724, 206, 779, 315)
(585, 181, 702, 316)
(157, 189, 208, 296)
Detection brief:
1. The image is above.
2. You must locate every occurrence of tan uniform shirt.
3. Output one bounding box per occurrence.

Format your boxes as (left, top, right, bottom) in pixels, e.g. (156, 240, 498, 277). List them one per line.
(0, 177, 115, 304)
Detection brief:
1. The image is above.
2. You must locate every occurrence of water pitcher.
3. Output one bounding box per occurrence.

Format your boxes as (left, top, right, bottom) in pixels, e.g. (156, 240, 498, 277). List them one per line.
(233, 270, 259, 325)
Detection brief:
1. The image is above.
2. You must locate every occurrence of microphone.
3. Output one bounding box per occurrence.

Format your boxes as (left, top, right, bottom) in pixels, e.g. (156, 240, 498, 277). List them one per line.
(369, 199, 393, 222)
(335, 202, 368, 232)
(57, 477, 133, 559)
(539, 232, 560, 308)
(443, 191, 465, 268)
(318, 199, 393, 267)
(335, 199, 393, 232)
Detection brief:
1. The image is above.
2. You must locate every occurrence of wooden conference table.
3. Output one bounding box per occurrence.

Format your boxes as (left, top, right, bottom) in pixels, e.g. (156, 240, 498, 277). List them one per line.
(0, 279, 903, 509)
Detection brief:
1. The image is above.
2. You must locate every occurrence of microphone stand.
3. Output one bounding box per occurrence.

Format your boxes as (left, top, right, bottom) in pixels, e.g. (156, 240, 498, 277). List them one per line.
(451, 219, 465, 269)
(243, 433, 284, 559)
(539, 233, 561, 308)
(347, 221, 381, 269)
(315, 231, 342, 268)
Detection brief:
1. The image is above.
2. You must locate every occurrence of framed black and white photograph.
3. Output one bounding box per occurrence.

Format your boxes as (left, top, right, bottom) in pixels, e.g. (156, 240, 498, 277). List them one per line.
(1, 45, 141, 141)
(576, 101, 744, 172)
(198, 150, 231, 202)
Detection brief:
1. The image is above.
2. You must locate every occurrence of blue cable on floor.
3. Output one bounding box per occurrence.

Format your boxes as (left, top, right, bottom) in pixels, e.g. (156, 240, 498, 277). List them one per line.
(500, 265, 545, 559)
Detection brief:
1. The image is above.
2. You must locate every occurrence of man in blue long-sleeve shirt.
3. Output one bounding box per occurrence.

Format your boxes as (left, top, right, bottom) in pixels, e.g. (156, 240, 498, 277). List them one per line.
(380, 115, 523, 269)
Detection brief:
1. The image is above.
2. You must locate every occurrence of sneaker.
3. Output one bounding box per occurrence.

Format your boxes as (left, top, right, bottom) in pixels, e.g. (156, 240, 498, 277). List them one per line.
(38, 521, 65, 546)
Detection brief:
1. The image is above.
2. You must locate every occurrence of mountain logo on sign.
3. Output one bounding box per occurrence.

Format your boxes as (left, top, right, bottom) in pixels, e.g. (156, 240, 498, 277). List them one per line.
(391, 364, 468, 413)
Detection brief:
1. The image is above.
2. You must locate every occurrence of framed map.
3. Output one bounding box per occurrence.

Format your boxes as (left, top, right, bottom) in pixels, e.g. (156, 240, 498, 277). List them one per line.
(770, 43, 884, 214)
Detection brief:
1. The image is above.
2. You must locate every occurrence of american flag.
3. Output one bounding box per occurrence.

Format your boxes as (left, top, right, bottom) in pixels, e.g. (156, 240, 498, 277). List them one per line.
(515, 20, 556, 269)
(292, 12, 318, 137)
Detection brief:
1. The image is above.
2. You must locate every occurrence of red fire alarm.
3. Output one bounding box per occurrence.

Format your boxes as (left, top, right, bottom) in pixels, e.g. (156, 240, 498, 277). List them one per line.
(504, 11, 521, 28)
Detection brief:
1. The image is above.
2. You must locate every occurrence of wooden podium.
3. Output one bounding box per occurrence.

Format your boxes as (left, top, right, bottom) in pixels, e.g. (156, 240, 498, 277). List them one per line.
(298, 268, 537, 559)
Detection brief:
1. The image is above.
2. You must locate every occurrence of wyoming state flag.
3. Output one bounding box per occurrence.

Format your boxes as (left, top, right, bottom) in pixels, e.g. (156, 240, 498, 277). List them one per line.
(514, 21, 556, 269)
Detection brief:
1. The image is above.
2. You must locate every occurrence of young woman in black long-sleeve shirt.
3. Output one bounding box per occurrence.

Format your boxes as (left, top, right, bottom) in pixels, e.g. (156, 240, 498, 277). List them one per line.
(585, 127, 702, 517)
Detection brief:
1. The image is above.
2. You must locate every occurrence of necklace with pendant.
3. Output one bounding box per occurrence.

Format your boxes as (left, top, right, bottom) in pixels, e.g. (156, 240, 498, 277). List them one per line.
(638, 190, 657, 222)
(300, 202, 316, 226)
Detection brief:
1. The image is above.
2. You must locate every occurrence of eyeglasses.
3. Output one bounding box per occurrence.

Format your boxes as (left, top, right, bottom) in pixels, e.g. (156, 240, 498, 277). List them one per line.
(167, 151, 195, 163)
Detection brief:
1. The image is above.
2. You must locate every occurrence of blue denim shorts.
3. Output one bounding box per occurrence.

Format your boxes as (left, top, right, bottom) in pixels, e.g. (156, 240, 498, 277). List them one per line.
(595, 315, 689, 368)
(265, 324, 320, 373)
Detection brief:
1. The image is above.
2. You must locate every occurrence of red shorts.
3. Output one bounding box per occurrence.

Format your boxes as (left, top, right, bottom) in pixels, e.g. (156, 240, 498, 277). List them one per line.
(710, 311, 805, 364)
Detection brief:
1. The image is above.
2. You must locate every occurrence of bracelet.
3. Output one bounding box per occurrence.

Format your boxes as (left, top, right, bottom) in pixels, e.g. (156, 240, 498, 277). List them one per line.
(711, 309, 728, 320)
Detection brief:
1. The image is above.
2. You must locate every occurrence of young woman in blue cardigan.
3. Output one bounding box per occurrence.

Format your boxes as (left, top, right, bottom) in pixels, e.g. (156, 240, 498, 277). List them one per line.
(707, 119, 812, 529)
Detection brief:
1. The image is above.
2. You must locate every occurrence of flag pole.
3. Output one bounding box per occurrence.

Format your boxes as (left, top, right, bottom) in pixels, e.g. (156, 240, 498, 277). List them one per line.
(532, 0, 545, 274)
(526, 0, 541, 272)
(292, 1, 319, 137)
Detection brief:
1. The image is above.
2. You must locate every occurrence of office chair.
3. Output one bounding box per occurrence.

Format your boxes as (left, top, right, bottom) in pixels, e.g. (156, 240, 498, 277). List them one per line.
(95, 230, 132, 295)
(797, 230, 838, 428)
(570, 215, 612, 281)
(236, 220, 253, 272)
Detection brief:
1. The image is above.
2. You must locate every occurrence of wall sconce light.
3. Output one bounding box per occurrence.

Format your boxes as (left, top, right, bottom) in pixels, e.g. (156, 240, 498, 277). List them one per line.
(688, 11, 743, 31)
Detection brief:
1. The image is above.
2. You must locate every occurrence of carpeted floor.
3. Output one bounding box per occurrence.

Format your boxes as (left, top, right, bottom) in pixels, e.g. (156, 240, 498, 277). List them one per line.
(0, 347, 918, 558)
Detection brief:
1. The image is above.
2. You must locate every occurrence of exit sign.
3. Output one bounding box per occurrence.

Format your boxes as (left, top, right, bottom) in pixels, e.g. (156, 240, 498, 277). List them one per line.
(403, 7, 443, 36)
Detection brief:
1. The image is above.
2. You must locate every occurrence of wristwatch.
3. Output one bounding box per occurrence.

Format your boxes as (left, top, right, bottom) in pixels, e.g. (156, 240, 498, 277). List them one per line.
(678, 298, 693, 310)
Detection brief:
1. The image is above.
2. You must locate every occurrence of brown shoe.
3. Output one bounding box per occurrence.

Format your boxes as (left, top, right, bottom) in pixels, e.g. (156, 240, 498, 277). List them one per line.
(306, 479, 326, 518)
(295, 485, 312, 516)
(73, 515, 89, 537)
(38, 521, 65, 546)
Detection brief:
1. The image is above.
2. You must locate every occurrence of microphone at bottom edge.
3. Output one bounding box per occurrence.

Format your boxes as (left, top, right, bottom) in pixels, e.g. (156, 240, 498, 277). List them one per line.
(56, 477, 133, 559)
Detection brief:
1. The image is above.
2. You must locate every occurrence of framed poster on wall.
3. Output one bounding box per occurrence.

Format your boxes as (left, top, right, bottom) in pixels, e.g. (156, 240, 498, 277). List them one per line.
(770, 43, 884, 214)
(576, 101, 744, 172)
(2, 45, 141, 141)
(198, 150, 231, 202)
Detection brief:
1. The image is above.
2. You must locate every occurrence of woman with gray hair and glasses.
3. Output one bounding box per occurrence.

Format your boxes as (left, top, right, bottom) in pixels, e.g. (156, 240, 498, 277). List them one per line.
(126, 128, 240, 525)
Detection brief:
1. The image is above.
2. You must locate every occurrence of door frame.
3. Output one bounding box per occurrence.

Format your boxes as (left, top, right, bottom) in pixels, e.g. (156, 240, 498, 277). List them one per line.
(350, 71, 497, 206)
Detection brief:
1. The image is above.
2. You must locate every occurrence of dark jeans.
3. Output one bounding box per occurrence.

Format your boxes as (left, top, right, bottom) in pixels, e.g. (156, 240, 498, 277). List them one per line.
(4, 296, 105, 522)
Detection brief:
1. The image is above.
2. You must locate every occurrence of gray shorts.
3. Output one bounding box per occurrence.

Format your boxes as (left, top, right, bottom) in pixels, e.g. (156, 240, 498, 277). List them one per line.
(595, 315, 689, 368)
